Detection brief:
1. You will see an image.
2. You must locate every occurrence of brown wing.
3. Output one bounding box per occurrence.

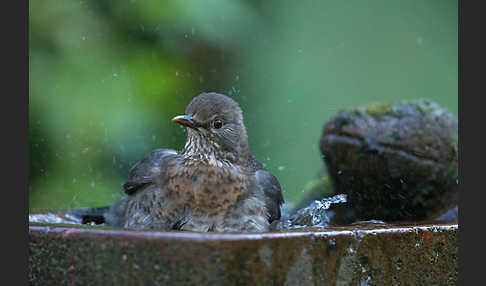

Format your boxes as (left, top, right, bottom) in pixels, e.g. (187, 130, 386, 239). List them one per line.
(253, 169, 285, 223)
(123, 149, 179, 195)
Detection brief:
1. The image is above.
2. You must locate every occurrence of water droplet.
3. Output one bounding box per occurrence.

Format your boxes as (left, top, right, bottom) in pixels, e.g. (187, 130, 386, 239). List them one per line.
(416, 37, 423, 46)
(82, 36, 86, 41)
(278, 166, 286, 171)
(328, 238, 336, 247)
(175, 71, 179, 76)
(90, 181, 96, 188)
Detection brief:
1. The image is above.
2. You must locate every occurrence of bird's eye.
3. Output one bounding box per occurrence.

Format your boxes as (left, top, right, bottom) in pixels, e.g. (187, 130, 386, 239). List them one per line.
(213, 119, 223, 129)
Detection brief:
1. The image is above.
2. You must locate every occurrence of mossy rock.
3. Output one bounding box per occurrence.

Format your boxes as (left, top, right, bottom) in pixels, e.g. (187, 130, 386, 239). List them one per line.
(320, 99, 458, 223)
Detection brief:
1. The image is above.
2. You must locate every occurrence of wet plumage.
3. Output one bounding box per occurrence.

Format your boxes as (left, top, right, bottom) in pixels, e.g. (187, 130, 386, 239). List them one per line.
(104, 93, 284, 232)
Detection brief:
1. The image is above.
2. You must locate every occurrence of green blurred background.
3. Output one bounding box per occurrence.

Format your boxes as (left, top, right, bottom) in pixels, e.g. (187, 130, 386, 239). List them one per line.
(29, 0, 458, 211)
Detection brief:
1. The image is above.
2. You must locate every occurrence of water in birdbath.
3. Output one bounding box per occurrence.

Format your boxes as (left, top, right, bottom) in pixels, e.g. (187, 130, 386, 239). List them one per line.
(29, 194, 349, 231)
(277, 194, 347, 230)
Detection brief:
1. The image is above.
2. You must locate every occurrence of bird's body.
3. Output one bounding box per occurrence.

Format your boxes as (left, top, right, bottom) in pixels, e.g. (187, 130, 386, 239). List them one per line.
(102, 93, 284, 232)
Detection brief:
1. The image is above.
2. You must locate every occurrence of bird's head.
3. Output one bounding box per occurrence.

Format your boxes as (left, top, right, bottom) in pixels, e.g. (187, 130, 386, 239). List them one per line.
(172, 92, 250, 164)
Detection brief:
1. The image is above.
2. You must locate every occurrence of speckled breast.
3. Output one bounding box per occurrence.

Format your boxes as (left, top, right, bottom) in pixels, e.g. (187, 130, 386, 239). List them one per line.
(166, 161, 248, 216)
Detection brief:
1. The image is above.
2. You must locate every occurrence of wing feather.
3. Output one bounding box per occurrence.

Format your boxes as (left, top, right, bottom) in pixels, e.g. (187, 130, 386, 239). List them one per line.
(123, 149, 179, 195)
(253, 169, 284, 223)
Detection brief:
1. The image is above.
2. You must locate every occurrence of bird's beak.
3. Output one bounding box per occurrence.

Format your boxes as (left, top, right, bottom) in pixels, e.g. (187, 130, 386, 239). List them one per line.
(171, 115, 196, 128)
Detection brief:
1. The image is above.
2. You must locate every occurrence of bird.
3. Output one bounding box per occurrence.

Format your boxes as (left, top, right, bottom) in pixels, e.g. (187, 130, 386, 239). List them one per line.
(84, 92, 284, 232)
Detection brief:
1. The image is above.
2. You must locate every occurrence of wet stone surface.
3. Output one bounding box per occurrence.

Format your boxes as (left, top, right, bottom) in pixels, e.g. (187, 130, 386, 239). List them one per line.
(28, 221, 458, 285)
(320, 99, 458, 224)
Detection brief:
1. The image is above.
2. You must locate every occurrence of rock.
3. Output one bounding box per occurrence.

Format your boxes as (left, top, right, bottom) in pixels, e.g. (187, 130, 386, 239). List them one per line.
(320, 99, 458, 223)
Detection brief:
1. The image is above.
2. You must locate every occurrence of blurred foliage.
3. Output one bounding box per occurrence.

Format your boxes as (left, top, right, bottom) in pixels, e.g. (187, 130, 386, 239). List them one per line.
(29, 0, 457, 211)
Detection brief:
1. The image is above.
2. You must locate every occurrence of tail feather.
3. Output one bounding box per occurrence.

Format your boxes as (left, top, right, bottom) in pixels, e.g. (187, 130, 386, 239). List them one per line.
(60, 206, 111, 225)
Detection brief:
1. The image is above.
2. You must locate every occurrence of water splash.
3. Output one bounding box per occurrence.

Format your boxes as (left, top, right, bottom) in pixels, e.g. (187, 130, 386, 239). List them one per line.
(278, 194, 347, 230)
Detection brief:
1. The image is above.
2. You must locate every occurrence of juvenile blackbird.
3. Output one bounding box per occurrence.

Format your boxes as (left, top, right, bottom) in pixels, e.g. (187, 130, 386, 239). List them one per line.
(101, 92, 284, 232)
